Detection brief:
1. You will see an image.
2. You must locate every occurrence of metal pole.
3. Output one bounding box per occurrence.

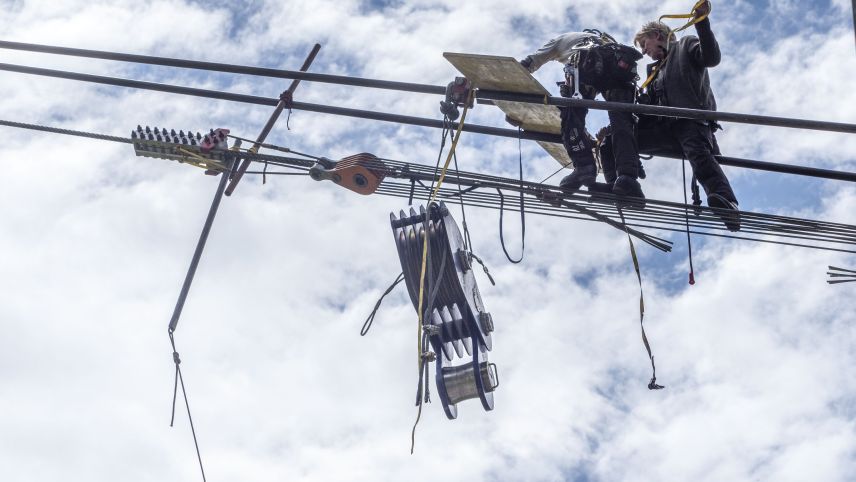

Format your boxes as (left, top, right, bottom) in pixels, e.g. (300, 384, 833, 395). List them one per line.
(225, 44, 321, 196)
(168, 156, 238, 334)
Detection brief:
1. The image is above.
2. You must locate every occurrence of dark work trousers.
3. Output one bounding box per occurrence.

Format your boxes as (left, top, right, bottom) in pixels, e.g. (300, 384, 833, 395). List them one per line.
(559, 85, 639, 178)
(633, 116, 737, 203)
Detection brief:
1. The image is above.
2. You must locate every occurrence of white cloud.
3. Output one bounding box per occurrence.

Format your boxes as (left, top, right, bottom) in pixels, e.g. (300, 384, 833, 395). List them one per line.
(1, 1, 855, 481)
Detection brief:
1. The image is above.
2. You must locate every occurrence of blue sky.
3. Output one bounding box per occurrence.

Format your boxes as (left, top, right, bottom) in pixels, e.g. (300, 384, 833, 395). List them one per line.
(1, 1, 855, 481)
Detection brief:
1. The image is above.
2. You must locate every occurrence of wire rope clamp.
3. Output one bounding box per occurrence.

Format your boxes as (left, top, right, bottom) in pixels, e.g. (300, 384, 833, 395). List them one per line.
(308, 153, 388, 195)
(130, 125, 229, 172)
(439, 76, 473, 121)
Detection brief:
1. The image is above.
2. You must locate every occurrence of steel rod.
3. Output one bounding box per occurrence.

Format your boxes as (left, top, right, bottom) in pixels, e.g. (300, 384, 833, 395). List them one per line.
(225, 43, 321, 196)
(2, 40, 854, 134)
(476, 90, 856, 134)
(168, 157, 237, 333)
(1, 61, 854, 183)
(0, 40, 446, 95)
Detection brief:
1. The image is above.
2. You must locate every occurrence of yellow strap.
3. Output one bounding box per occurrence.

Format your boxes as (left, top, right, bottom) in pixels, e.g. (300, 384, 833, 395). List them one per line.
(411, 89, 475, 454)
(417, 90, 474, 357)
(641, 1, 712, 91)
(176, 147, 227, 171)
(659, 0, 711, 34)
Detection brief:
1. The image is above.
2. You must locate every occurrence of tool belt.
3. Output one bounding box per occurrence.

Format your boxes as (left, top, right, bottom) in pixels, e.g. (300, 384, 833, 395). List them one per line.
(567, 42, 642, 92)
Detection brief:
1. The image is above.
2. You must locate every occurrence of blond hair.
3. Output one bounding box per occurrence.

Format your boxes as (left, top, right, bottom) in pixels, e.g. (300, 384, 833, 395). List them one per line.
(634, 21, 676, 47)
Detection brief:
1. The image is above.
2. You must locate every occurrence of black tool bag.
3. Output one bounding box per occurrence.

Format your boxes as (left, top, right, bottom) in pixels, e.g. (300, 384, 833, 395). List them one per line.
(578, 43, 642, 90)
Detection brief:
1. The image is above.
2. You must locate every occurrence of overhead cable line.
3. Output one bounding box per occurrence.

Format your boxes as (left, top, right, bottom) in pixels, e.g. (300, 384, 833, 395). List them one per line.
(3, 118, 855, 254)
(1, 64, 854, 184)
(1, 40, 854, 134)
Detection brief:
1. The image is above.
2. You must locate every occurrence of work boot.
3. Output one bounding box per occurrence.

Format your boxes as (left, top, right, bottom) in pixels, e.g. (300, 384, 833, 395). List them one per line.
(559, 164, 597, 191)
(612, 175, 646, 208)
(708, 193, 741, 232)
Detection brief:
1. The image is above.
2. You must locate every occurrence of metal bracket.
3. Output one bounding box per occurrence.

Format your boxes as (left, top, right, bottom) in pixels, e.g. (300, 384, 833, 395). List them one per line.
(225, 43, 322, 196)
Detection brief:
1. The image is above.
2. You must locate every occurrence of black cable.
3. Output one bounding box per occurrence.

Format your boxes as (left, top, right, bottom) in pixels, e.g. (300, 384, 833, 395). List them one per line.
(168, 333, 207, 482)
(682, 159, 696, 285)
(360, 272, 405, 336)
(3, 118, 855, 253)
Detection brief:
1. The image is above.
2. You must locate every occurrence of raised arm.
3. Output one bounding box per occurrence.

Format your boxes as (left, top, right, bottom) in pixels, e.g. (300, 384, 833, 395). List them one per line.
(689, 7, 721, 68)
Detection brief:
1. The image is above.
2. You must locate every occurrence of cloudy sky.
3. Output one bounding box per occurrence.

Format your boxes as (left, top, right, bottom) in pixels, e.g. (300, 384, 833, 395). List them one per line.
(1, 1, 855, 481)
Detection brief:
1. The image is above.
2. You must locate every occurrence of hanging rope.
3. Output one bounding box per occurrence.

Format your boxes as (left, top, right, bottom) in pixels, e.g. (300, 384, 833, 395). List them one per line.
(497, 128, 527, 264)
(682, 158, 697, 285)
(168, 332, 207, 482)
(360, 272, 405, 336)
(617, 208, 664, 390)
(411, 90, 475, 454)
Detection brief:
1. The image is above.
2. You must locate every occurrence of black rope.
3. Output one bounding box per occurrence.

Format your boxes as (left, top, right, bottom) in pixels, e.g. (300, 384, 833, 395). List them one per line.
(5, 118, 855, 254)
(168, 332, 207, 482)
(496, 129, 527, 264)
(539, 163, 570, 184)
(360, 272, 405, 336)
(617, 208, 664, 390)
(469, 252, 496, 286)
(682, 158, 697, 285)
(827, 265, 856, 284)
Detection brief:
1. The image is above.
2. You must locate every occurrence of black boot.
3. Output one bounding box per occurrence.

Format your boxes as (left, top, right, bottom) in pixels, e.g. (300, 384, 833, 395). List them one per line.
(559, 164, 597, 191)
(612, 175, 645, 208)
(708, 193, 740, 231)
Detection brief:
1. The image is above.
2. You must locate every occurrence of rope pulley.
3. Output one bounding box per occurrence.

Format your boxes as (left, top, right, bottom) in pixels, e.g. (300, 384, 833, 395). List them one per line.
(390, 202, 498, 419)
(309, 152, 388, 195)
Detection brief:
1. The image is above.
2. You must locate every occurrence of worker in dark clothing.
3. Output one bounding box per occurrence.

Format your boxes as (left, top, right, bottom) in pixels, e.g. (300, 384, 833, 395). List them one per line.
(519, 30, 646, 200)
(632, 3, 740, 230)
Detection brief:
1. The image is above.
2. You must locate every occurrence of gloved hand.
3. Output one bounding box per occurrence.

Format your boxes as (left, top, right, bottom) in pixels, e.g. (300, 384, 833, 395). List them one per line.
(558, 82, 572, 98)
(519, 56, 533, 71)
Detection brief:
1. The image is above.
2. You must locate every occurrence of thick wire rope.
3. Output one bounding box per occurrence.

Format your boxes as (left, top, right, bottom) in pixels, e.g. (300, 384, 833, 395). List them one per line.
(4, 118, 856, 253)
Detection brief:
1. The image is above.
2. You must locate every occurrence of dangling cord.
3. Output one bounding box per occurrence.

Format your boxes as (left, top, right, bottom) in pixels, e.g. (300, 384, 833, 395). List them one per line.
(470, 252, 496, 286)
(412, 90, 474, 453)
(360, 272, 405, 336)
(496, 128, 527, 264)
(681, 158, 696, 285)
(617, 208, 664, 390)
(452, 143, 473, 251)
(451, 128, 494, 284)
(691, 174, 703, 215)
(429, 117, 452, 194)
(168, 331, 207, 482)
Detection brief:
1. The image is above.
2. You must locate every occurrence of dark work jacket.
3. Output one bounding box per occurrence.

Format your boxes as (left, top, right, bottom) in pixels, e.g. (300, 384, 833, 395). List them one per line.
(646, 18, 720, 111)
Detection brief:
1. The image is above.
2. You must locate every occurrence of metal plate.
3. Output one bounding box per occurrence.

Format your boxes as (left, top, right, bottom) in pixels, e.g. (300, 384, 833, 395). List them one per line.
(444, 52, 571, 166)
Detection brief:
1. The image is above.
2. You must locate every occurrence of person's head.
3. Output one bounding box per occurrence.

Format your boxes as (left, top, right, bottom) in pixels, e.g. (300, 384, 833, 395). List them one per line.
(634, 21, 675, 61)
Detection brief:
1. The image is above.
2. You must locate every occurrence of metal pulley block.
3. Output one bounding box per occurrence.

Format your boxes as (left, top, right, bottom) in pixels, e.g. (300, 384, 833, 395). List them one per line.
(309, 152, 388, 195)
(390, 202, 498, 419)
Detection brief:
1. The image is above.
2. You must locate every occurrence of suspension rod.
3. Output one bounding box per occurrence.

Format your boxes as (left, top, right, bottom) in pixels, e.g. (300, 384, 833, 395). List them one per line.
(1, 62, 854, 183)
(2, 40, 854, 134)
